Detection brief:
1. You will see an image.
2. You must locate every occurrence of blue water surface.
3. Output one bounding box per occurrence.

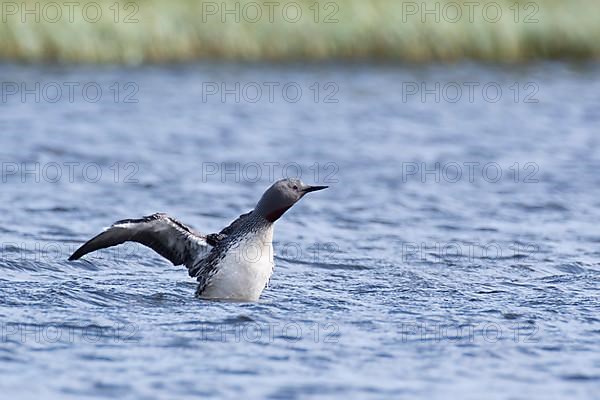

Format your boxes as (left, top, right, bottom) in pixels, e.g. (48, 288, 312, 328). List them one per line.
(0, 62, 599, 399)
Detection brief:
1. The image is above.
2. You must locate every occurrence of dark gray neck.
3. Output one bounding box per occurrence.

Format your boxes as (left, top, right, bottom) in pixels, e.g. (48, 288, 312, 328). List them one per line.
(254, 200, 292, 223)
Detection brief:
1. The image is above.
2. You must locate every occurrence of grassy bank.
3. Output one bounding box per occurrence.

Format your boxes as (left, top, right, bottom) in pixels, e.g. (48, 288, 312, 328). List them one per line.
(0, 0, 599, 64)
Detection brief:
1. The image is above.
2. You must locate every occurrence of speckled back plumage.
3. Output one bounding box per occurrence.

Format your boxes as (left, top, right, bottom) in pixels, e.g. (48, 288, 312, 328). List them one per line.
(190, 211, 272, 297)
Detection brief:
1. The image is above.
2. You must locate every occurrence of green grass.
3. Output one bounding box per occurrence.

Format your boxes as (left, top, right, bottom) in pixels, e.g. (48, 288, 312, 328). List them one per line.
(0, 0, 599, 63)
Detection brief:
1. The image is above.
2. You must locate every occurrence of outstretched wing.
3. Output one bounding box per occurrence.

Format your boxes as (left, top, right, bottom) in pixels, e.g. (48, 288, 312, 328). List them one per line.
(69, 213, 211, 268)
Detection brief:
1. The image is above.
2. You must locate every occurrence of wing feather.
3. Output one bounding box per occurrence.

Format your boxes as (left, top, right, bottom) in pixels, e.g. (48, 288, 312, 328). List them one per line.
(69, 213, 210, 269)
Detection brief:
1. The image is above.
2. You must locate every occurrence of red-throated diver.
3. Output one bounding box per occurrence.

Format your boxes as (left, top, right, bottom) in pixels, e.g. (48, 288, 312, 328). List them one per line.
(68, 178, 328, 301)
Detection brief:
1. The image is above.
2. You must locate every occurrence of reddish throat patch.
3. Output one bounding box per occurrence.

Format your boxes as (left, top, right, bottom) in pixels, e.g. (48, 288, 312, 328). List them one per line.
(265, 206, 292, 222)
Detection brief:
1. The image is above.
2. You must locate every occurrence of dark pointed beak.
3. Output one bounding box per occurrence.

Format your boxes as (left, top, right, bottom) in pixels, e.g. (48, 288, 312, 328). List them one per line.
(302, 185, 328, 193)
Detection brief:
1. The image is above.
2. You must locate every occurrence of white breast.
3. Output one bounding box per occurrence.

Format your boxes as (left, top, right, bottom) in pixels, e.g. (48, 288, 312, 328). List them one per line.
(200, 226, 274, 301)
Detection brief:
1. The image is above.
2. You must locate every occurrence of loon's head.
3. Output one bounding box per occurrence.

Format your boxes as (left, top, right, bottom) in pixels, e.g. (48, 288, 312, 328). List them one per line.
(254, 178, 328, 222)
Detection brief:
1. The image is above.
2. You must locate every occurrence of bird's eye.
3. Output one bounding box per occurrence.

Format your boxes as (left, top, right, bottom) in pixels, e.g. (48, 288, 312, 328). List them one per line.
(293, 185, 298, 190)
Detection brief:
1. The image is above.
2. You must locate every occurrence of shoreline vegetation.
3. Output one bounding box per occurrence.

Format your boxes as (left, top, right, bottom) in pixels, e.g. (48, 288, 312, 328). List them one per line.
(0, 0, 599, 64)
